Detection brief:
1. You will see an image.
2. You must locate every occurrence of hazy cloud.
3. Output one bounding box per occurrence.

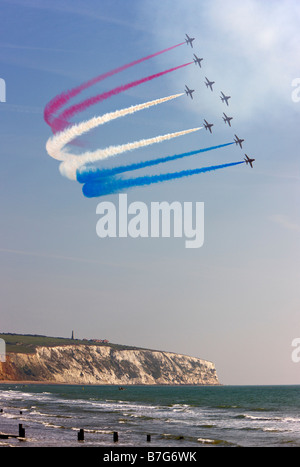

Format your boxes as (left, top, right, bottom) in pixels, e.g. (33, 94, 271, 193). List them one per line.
(269, 214, 300, 233)
(138, 0, 300, 120)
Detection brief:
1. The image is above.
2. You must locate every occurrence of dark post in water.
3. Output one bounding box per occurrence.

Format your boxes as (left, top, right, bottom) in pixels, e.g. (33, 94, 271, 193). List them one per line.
(18, 424, 25, 438)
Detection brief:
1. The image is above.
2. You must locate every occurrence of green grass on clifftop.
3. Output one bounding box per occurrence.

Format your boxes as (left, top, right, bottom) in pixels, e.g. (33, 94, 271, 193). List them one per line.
(0, 333, 152, 354)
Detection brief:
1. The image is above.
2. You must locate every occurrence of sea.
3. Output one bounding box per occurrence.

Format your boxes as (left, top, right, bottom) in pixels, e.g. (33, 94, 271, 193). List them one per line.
(0, 384, 299, 448)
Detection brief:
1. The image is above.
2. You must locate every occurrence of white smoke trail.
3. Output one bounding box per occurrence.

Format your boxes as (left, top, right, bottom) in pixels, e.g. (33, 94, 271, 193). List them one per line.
(59, 127, 202, 180)
(46, 93, 184, 161)
(45, 91, 202, 181)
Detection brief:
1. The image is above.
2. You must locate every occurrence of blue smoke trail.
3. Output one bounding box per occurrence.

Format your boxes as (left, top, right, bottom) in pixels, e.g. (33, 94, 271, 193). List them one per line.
(77, 142, 235, 183)
(82, 161, 245, 198)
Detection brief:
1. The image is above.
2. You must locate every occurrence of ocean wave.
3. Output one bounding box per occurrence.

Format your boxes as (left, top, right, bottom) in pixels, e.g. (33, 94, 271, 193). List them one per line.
(262, 428, 285, 433)
(282, 416, 300, 423)
(213, 404, 242, 410)
(1, 384, 299, 447)
(1, 412, 19, 420)
(197, 437, 222, 445)
(42, 422, 66, 429)
(234, 413, 282, 421)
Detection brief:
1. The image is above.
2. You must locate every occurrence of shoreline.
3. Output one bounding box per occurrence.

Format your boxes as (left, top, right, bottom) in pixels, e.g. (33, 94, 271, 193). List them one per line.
(0, 380, 222, 387)
(0, 380, 74, 385)
(0, 385, 298, 448)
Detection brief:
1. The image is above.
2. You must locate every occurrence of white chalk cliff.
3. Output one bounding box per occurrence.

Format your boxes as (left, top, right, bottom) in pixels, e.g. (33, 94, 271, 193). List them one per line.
(0, 345, 220, 385)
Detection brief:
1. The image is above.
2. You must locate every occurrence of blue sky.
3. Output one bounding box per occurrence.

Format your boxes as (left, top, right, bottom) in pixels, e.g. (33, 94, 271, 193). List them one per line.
(0, 0, 299, 384)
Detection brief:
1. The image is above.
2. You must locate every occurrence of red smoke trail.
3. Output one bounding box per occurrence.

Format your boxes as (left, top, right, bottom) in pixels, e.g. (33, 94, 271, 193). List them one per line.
(44, 42, 185, 127)
(50, 61, 193, 133)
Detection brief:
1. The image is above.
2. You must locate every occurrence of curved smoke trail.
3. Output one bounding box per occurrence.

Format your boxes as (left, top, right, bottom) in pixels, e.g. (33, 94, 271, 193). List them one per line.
(77, 142, 235, 183)
(46, 94, 183, 161)
(44, 43, 244, 197)
(82, 162, 245, 198)
(46, 93, 183, 161)
(59, 126, 202, 181)
(45, 92, 201, 181)
(50, 62, 192, 133)
(44, 42, 185, 128)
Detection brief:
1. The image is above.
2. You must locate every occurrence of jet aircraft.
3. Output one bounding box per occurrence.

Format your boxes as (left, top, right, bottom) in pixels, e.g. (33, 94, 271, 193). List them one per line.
(234, 134, 244, 148)
(222, 112, 233, 127)
(193, 54, 203, 67)
(185, 34, 195, 48)
(185, 85, 195, 99)
(220, 91, 231, 106)
(203, 119, 214, 134)
(244, 154, 255, 168)
(205, 77, 215, 91)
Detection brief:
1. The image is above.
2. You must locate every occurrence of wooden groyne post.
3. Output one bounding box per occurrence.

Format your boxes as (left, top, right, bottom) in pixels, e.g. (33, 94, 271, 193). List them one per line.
(78, 429, 84, 441)
(18, 424, 25, 438)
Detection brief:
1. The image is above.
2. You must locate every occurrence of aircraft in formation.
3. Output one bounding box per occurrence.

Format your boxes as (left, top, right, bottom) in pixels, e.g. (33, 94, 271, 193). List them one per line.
(244, 154, 255, 168)
(203, 119, 214, 134)
(193, 54, 203, 68)
(183, 34, 255, 169)
(220, 91, 231, 106)
(185, 34, 195, 48)
(185, 85, 195, 99)
(234, 134, 244, 149)
(222, 112, 233, 127)
(205, 77, 215, 91)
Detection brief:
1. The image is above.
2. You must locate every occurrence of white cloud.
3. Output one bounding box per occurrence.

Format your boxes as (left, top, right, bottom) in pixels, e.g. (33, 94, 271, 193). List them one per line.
(269, 214, 300, 233)
(137, 0, 300, 121)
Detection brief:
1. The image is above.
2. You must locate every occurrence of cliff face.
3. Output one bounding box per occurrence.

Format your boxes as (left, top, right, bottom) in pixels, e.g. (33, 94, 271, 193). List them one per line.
(0, 345, 220, 385)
